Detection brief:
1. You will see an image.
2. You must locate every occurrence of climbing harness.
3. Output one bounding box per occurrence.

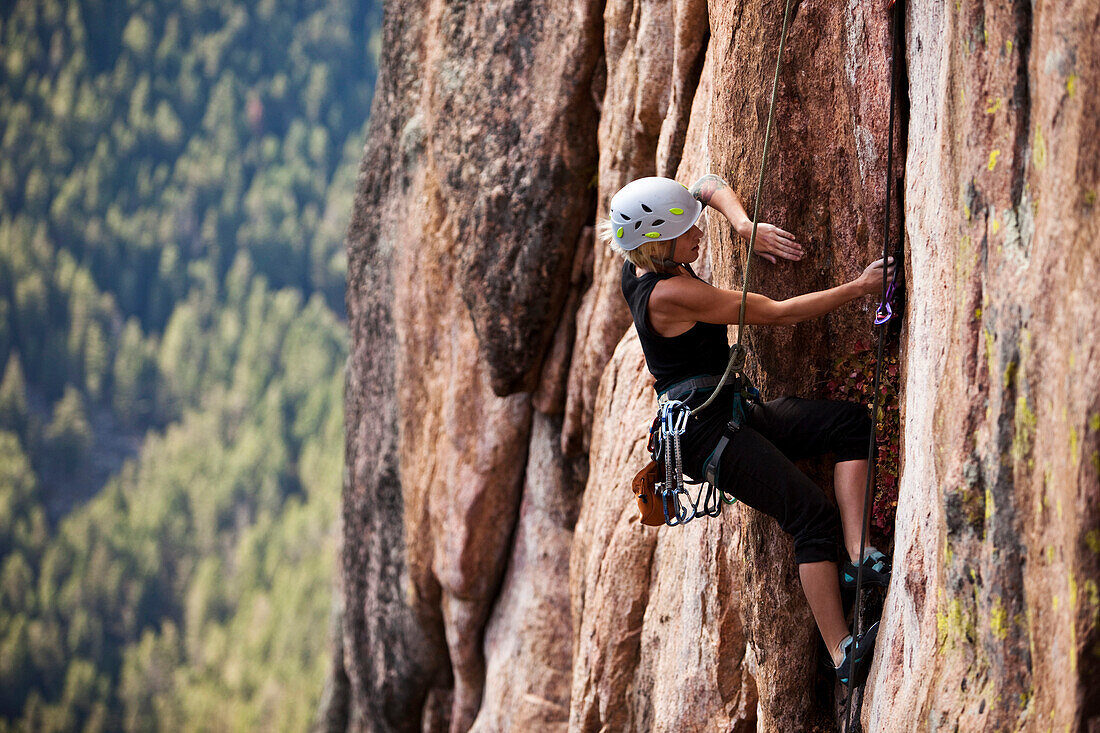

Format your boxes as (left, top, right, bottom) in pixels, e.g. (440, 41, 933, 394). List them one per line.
(641, 375, 762, 527)
(843, 0, 905, 727)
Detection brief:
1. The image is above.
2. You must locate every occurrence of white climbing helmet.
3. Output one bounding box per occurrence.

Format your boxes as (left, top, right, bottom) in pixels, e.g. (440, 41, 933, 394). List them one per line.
(608, 176, 703, 251)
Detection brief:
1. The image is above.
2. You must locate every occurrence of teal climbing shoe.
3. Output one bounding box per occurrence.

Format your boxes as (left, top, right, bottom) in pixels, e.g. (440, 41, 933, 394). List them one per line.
(835, 620, 880, 687)
(840, 548, 891, 590)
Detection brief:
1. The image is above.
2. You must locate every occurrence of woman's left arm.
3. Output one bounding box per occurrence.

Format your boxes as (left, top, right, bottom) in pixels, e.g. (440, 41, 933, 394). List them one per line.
(690, 174, 805, 263)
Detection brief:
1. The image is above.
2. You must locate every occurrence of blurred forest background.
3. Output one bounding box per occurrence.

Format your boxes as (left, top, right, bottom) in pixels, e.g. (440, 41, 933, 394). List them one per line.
(0, 0, 380, 728)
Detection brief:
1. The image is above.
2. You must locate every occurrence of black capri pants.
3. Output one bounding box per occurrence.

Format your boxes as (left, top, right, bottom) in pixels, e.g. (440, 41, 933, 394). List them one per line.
(679, 395, 871, 565)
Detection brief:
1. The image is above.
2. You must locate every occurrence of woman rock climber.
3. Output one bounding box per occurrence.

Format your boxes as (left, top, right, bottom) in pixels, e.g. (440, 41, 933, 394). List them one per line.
(600, 174, 893, 685)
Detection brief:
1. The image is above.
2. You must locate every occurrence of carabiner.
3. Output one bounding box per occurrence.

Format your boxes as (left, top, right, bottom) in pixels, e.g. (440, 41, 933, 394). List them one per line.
(874, 301, 893, 325)
(670, 405, 690, 435)
(661, 486, 684, 526)
(661, 399, 685, 428)
(660, 485, 677, 526)
(675, 488, 696, 524)
(874, 278, 898, 325)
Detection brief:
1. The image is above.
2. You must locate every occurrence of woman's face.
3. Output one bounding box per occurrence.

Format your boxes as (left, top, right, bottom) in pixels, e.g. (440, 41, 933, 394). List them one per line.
(671, 225, 704, 264)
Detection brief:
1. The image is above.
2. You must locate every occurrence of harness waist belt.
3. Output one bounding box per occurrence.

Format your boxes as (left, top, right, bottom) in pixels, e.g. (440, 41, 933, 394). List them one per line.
(657, 375, 724, 404)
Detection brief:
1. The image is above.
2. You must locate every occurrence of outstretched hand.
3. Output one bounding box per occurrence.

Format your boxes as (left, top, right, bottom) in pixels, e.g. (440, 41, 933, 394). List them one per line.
(685, 174, 804, 263)
(745, 222, 805, 263)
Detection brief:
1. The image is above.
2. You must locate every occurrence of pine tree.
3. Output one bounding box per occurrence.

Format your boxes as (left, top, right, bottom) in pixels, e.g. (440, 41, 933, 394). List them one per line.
(0, 352, 30, 438)
(111, 319, 156, 427)
(43, 385, 92, 475)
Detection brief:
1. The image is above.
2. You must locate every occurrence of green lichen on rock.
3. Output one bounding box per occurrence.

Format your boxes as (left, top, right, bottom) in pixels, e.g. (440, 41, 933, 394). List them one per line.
(1082, 580, 1100, 625)
(1013, 395, 1037, 462)
(990, 597, 1009, 640)
(938, 592, 977, 650)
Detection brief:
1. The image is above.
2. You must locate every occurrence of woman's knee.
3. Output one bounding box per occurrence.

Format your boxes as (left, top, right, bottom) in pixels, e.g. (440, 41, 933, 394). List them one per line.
(832, 402, 871, 461)
(791, 493, 840, 564)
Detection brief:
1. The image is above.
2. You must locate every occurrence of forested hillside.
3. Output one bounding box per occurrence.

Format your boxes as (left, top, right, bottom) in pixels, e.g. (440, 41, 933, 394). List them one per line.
(0, 0, 379, 728)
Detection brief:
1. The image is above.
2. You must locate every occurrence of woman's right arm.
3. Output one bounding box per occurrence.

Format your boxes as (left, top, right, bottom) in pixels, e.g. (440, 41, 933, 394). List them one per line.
(652, 258, 894, 327)
(690, 174, 805, 263)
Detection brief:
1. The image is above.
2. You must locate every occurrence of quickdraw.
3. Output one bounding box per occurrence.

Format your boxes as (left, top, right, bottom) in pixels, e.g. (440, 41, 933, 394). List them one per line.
(653, 399, 688, 525)
(647, 376, 762, 528)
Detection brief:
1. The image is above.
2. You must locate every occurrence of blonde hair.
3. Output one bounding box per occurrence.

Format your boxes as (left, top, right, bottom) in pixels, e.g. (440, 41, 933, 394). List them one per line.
(597, 218, 677, 274)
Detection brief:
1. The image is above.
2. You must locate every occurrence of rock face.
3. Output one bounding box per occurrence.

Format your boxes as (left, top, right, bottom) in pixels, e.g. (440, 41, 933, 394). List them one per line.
(568, 332, 757, 732)
(331, 0, 1099, 731)
(337, 2, 600, 729)
(868, 2, 1100, 730)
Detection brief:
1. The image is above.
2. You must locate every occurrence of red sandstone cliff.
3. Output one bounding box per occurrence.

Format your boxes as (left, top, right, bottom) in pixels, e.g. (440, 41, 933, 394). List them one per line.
(328, 1, 1099, 731)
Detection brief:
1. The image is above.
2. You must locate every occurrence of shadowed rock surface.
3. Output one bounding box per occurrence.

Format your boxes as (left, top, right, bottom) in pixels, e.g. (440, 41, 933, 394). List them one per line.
(331, 0, 1099, 730)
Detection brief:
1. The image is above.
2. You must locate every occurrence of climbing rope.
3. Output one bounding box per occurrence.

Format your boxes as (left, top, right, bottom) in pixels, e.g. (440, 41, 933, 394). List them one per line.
(690, 0, 795, 417)
(843, 1, 903, 728)
(646, 0, 795, 528)
(645, 0, 903, 722)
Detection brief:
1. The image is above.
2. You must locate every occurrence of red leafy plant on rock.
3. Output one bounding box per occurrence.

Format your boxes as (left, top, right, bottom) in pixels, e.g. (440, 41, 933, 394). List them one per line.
(823, 341, 900, 544)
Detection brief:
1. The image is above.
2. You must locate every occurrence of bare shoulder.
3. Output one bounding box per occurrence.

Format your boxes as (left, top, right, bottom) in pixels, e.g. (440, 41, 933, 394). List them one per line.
(650, 273, 715, 309)
(646, 275, 704, 335)
(650, 274, 751, 328)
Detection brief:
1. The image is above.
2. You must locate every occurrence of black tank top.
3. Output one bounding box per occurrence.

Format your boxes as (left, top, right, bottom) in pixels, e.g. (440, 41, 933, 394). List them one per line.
(620, 260, 730, 394)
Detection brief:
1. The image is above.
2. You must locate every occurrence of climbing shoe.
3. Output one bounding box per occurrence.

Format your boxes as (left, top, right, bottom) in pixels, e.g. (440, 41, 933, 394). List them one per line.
(834, 620, 880, 687)
(840, 548, 891, 590)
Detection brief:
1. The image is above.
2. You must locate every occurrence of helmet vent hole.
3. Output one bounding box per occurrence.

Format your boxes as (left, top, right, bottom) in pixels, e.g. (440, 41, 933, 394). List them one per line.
(640, 203, 653, 213)
(652, 219, 665, 226)
(621, 213, 631, 221)
(634, 221, 642, 230)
